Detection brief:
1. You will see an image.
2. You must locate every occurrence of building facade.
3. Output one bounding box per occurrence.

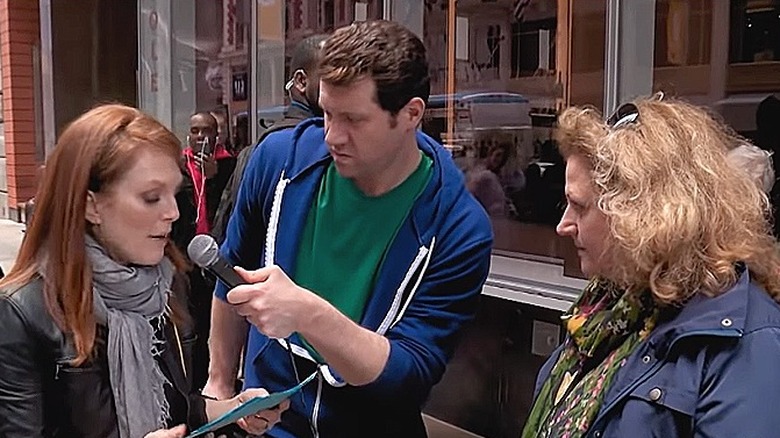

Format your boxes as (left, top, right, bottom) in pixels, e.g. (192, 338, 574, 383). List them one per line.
(0, 0, 40, 222)
(1, 1, 779, 436)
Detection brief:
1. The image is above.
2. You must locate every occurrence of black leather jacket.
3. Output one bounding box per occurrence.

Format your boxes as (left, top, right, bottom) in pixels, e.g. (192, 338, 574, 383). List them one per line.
(0, 277, 208, 437)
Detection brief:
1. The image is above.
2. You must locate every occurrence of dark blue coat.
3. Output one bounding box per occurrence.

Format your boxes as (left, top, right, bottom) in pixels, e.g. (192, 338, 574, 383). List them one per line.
(535, 269, 780, 437)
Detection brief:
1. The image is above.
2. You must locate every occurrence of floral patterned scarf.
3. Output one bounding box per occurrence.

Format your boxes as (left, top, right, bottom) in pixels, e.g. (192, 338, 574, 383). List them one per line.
(522, 278, 657, 438)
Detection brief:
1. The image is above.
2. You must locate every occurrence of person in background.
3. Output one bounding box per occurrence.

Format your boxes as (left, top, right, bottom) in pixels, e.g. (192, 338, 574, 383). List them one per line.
(466, 141, 524, 217)
(523, 95, 780, 438)
(171, 111, 237, 391)
(210, 107, 233, 156)
(0, 104, 283, 438)
(755, 95, 780, 159)
(204, 20, 493, 437)
(232, 113, 250, 156)
(212, 33, 329, 244)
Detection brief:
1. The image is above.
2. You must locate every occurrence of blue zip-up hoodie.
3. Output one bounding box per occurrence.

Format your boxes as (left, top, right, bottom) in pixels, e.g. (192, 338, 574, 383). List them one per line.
(216, 118, 493, 437)
(533, 268, 780, 437)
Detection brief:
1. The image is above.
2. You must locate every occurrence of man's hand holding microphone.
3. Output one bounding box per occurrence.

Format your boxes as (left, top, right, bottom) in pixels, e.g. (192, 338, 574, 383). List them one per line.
(186, 235, 297, 436)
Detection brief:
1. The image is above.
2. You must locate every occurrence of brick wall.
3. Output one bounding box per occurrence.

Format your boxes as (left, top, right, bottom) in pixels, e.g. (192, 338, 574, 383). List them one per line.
(0, 0, 40, 221)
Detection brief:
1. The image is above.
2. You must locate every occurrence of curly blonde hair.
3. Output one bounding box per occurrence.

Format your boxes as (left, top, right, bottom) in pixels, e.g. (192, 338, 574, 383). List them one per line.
(556, 95, 780, 305)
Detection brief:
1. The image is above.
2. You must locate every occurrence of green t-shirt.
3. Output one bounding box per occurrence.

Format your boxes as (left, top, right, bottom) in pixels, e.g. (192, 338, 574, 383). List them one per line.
(294, 152, 433, 336)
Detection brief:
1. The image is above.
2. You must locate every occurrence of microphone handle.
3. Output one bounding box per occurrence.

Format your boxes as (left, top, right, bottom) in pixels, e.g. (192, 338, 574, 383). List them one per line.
(208, 257, 247, 289)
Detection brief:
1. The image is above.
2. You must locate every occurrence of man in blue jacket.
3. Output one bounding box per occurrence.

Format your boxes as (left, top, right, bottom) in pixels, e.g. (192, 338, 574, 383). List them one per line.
(203, 20, 493, 437)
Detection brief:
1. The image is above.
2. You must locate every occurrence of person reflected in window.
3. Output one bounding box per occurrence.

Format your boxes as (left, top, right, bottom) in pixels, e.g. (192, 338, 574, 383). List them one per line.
(210, 108, 233, 156)
(467, 142, 512, 217)
(523, 95, 780, 438)
(523, 139, 565, 225)
(231, 113, 250, 157)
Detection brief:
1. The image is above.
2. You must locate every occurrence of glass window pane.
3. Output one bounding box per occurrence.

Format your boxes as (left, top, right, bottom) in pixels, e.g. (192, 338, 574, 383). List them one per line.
(730, 0, 780, 63)
(254, 0, 384, 131)
(654, 0, 780, 233)
(414, 1, 606, 435)
(730, 0, 780, 226)
(419, 0, 605, 280)
(138, 0, 256, 152)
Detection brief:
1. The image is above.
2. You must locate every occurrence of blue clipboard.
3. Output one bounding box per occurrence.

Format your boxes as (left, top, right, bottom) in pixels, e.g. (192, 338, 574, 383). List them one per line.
(186, 371, 318, 438)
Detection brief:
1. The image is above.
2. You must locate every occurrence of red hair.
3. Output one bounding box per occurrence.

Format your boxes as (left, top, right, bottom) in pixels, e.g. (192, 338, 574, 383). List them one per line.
(0, 104, 185, 364)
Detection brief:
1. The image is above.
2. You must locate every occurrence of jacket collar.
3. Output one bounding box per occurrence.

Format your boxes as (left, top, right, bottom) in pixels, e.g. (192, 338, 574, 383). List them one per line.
(649, 267, 751, 355)
(266, 120, 471, 331)
(282, 118, 466, 244)
(595, 267, 754, 425)
(285, 100, 316, 120)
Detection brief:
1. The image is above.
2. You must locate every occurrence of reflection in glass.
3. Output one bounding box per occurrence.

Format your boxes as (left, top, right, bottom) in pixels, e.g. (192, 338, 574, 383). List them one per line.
(730, 0, 780, 63)
(419, 0, 603, 279)
(655, 0, 780, 235)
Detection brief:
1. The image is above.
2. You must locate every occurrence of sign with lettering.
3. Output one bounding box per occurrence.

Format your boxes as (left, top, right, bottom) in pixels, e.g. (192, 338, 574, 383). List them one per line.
(232, 72, 248, 101)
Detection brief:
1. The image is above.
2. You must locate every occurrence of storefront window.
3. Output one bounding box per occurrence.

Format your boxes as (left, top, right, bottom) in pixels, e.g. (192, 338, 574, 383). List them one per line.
(652, 0, 713, 97)
(653, 0, 780, 147)
(416, 0, 605, 280)
(730, 0, 780, 63)
(138, 0, 384, 151)
(139, 0, 248, 147)
(254, 0, 384, 131)
(726, 0, 780, 94)
(403, 1, 606, 435)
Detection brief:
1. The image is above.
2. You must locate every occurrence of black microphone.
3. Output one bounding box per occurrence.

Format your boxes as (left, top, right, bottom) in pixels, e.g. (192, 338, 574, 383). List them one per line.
(187, 234, 246, 288)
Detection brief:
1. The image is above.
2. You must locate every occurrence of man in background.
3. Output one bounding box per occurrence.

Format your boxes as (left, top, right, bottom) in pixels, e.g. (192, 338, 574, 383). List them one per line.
(212, 34, 328, 243)
(171, 111, 237, 389)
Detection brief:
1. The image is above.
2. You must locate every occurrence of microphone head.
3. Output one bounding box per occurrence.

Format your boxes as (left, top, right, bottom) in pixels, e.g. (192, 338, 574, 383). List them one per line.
(187, 234, 220, 268)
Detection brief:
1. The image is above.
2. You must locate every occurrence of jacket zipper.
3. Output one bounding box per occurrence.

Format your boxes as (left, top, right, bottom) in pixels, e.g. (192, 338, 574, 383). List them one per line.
(377, 244, 431, 335)
(590, 328, 741, 431)
(390, 237, 436, 330)
(264, 172, 289, 267)
(311, 371, 324, 438)
(265, 172, 436, 435)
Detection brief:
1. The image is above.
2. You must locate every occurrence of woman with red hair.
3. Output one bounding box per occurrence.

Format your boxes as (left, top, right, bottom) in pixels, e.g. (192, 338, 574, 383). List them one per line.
(0, 104, 285, 438)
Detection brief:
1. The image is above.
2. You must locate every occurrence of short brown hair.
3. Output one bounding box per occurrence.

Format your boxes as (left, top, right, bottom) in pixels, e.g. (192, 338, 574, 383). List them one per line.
(318, 20, 430, 115)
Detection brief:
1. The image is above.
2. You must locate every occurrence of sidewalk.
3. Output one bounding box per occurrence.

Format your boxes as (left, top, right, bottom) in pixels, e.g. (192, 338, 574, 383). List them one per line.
(0, 219, 25, 273)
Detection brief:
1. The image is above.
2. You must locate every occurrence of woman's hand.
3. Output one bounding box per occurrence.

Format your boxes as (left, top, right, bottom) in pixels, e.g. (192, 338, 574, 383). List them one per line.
(144, 424, 187, 438)
(204, 388, 290, 436)
(234, 388, 290, 436)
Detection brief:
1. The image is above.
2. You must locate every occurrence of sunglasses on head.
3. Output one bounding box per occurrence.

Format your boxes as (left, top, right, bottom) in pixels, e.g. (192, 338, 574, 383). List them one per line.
(606, 102, 639, 128)
(606, 92, 665, 128)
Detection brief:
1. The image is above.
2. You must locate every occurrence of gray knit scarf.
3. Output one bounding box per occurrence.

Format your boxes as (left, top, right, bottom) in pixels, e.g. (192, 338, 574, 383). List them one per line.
(86, 235, 174, 438)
